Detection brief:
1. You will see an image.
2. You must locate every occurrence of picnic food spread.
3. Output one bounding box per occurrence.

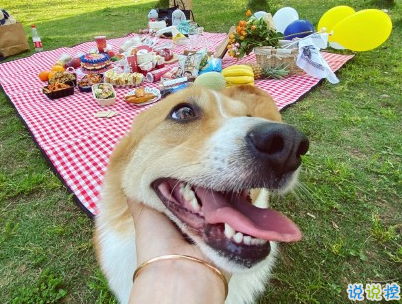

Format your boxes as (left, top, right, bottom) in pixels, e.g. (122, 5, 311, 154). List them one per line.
(38, 9, 312, 105)
(37, 31, 253, 105)
(37, 29, 229, 105)
(36, 7, 366, 106)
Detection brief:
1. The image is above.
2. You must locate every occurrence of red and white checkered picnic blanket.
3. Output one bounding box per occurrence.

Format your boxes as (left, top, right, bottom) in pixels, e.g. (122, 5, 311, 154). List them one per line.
(0, 32, 353, 216)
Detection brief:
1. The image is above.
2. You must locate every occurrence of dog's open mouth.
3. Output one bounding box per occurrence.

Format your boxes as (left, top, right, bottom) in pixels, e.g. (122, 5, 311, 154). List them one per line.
(152, 178, 301, 267)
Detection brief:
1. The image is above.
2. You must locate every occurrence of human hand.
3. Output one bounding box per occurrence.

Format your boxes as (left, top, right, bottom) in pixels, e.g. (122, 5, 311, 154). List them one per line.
(127, 198, 206, 265)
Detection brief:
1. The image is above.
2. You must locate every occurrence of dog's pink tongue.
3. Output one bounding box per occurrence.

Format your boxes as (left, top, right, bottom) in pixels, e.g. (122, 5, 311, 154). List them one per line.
(196, 188, 301, 242)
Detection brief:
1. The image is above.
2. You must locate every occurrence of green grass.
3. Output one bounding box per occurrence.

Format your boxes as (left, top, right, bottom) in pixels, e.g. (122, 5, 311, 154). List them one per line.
(1, 0, 401, 303)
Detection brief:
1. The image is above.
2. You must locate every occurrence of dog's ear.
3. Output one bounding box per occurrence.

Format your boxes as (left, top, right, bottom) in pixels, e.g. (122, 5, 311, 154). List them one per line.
(222, 85, 282, 122)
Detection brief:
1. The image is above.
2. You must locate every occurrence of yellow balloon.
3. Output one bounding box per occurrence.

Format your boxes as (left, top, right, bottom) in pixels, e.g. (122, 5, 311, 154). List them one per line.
(318, 6, 355, 41)
(332, 9, 392, 52)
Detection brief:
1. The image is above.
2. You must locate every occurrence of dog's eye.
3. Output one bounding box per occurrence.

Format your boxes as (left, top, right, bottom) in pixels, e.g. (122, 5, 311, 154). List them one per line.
(170, 104, 198, 121)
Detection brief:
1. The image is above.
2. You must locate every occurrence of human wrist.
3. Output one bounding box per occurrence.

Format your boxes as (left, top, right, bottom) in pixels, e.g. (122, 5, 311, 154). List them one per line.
(130, 255, 227, 304)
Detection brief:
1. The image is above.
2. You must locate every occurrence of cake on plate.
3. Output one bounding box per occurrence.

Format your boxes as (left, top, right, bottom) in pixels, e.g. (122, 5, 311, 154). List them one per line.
(80, 53, 111, 73)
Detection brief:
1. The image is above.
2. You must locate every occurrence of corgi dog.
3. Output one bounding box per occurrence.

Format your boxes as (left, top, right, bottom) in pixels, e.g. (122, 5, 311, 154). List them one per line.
(94, 85, 309, 304)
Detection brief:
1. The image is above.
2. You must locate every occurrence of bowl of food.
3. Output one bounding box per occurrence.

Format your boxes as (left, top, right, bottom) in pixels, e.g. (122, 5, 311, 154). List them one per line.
(124, 87, 161, 106)
(92, 83, 116, 106)
(78, 73, 103, 92)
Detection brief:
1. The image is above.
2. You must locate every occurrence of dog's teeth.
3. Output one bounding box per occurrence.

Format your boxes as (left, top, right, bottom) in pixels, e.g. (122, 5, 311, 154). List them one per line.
(223, 225, 268, 245)
(181, 185, 196, 201)
(183, 191, 195, 201)
(179, 183, 189, 194)
(243, 235, 251, 245)
(251, 238, 267, 245)
(179, 184, 200, 211)
(224, 223, 235, 239)
(253, 239, 259, 245)
(190, 197, 201, 211)
(233, 232, 244, 244)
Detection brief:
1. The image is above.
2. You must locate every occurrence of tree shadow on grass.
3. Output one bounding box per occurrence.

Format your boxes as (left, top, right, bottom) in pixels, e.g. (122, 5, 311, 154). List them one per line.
(367, 0, 396, 9)
(23, 3, 157, 51)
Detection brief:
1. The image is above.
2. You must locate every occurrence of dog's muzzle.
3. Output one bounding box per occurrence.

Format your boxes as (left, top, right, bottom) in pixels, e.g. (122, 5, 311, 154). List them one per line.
(152, 122, 309, 268)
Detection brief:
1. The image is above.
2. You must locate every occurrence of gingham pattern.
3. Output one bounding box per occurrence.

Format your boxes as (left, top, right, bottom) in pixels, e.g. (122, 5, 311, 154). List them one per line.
(0, 32, 353, 216)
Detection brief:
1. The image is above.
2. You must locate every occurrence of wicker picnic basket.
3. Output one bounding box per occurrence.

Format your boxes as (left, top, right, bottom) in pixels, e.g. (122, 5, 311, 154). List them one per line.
(253, 46, 304, 75)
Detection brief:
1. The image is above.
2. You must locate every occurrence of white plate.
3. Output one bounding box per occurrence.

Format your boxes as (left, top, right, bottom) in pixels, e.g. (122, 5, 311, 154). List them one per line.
(124, 87, 161, 106)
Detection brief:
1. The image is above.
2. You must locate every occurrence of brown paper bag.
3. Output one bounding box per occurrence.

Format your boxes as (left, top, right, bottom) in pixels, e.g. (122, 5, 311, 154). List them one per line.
(215, 26, 236, 59)
(0, 22, 30, 57)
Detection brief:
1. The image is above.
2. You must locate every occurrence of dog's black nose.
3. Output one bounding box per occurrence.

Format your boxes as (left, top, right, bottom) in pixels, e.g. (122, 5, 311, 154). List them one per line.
(247, 123, 309, 176)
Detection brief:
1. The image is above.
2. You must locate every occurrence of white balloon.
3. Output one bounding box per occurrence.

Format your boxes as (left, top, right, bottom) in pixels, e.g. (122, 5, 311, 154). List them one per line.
(273, 7, 299, 33)
(254, 11, 268, 19)
(329, 41, 346, 50)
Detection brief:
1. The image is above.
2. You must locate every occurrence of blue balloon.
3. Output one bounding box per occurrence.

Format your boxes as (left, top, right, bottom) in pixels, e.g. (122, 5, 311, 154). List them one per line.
(283, 20, 315, 40)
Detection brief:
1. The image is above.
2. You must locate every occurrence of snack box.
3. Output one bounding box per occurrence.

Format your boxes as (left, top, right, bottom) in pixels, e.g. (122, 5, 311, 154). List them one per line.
(92, 83, 116, 106)
(104, 69, 144, 87)
(43, 84, 74, 100)
(48, 71, 77, 87)
(78, 73, 103, 92)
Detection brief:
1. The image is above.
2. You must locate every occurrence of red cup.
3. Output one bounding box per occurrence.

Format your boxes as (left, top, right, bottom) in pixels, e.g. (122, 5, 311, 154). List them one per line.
(95, 36, 107, 53)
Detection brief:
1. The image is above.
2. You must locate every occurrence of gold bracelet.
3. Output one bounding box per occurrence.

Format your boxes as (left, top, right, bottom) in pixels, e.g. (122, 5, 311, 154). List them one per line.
(133, 254, 228, 299)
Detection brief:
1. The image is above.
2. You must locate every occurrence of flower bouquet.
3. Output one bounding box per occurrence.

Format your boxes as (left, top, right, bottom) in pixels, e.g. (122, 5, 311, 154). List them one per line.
(227, 10, 303, 77)
(227, 10, 282, 59)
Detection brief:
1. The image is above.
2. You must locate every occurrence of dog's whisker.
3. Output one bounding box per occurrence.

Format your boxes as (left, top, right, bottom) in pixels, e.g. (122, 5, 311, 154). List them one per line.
(169, 179, 183, 199)
(293, 182, 316, 201)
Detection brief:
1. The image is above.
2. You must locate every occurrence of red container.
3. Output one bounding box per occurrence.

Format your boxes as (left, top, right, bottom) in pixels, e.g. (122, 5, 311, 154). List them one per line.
(127, 55, 139, 73)
(95, 36, 107, 53)
(146, 66, 172, 83)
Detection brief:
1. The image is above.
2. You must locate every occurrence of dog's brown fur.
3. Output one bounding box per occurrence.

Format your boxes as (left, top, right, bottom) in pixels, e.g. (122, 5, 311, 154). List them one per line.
(95, 85, 306, 304)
